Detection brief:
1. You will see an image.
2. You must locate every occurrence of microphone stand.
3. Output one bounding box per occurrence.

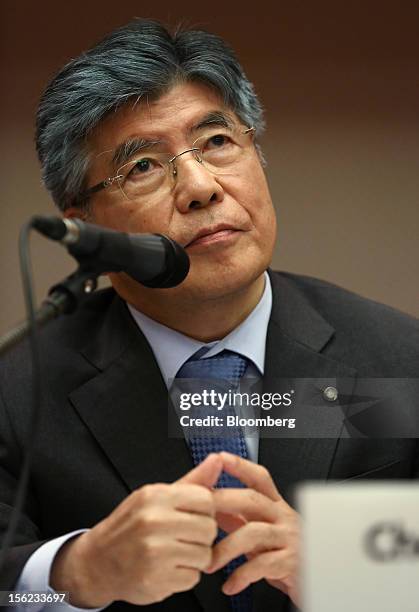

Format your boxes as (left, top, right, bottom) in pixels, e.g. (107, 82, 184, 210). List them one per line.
(0, 266, 99, 356)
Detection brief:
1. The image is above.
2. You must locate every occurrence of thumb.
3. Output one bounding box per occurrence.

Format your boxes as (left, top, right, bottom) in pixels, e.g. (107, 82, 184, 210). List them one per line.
(177, 453, 223, 489)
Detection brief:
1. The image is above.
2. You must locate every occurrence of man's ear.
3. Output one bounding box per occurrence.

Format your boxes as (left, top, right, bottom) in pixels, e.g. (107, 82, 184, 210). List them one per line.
(63, 206, 89, 221)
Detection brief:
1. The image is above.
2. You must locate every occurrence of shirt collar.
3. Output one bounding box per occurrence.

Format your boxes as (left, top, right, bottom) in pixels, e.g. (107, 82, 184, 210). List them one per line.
(127, 271, 272, 387)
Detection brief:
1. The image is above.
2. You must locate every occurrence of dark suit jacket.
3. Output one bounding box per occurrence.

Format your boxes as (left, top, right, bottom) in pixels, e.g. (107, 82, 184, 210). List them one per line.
(1, 270, 418, 611)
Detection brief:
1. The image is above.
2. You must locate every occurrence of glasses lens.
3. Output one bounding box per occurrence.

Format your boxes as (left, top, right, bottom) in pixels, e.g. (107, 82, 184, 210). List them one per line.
(193, 127, 253, 174)
(117, 154, 167, 200)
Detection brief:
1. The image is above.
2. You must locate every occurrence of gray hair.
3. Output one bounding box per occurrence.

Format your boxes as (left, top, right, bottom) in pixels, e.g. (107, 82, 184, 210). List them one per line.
(36, 19, 265, 212)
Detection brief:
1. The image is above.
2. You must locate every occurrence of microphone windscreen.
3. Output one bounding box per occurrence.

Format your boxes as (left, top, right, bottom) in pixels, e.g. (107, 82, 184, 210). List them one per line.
(32, 216, 67, 240)
(140, 235, 190, 288)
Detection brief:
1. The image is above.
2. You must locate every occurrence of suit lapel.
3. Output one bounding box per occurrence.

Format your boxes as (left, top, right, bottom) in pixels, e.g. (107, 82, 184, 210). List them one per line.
(68, 294, 229, 612)
(259, 271, 358, 499)
(253, 272, 357, 611)
(69, 297, 192, 490)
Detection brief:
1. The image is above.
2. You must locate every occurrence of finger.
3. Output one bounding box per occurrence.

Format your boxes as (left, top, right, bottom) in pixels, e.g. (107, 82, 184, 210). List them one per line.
(222, 550, 289, 595)
(219, 453, 281, 501)
(135, 504, 217, 541)
(213, 488, 279, 523)
(207, 522, 283, 573)
(175, 540, 213, 571)
(216, 512, 246, 534)
(174, 511, 218, 545)
(171, 483, 216, 517)
(177, 453, 223, 489)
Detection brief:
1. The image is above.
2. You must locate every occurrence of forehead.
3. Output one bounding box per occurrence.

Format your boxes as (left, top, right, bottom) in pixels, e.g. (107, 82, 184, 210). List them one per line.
(88, 81, 238, 157)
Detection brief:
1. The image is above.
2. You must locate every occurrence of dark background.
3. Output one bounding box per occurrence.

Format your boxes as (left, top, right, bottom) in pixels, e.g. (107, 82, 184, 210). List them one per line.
(1, 0, 418, 334)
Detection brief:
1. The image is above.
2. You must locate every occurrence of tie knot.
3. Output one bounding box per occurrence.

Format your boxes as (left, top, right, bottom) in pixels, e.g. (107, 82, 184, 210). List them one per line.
(176, 349, 248, 387)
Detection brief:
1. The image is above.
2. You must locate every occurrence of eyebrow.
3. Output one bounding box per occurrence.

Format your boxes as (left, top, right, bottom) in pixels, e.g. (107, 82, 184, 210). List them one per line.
(192, 110, 235, 131)
(111, 110, 236, 169)
(112, 138, 163, 168)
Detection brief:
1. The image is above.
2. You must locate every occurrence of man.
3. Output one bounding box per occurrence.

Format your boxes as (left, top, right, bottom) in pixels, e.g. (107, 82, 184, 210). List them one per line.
(0, 18, 418, 612)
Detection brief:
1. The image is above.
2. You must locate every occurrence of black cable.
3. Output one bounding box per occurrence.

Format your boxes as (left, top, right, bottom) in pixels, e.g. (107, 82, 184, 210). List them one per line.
(0, 221, 43, 575)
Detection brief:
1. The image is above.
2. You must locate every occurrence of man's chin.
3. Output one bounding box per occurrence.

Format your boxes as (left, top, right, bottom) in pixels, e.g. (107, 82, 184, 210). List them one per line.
(109, 256, 268, 307)
(179, 263, 267, 302)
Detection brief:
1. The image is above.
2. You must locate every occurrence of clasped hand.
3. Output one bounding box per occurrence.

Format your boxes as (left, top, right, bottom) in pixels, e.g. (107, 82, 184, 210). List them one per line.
(51, 452, 300, 608)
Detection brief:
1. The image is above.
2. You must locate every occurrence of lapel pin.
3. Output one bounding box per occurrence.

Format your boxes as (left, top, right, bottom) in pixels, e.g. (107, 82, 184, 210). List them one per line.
(323, 386, 338, 402)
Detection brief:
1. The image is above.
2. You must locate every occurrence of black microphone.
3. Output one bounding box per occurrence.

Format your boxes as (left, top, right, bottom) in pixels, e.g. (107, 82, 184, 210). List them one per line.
(32, 216, 190, 288)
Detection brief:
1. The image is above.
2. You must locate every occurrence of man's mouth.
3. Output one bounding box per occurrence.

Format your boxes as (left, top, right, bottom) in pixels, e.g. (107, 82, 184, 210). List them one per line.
(184, 225, 240, 248)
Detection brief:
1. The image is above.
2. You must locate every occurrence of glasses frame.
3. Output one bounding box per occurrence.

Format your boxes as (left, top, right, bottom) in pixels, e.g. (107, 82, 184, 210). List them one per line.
(75, 126, 255, 204)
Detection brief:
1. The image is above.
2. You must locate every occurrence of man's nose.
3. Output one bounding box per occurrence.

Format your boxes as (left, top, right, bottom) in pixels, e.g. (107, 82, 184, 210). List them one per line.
(172, 156, 224, 213)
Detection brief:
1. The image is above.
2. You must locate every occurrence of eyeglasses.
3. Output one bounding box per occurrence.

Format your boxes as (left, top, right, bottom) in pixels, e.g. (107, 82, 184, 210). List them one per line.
(77, 125, 255, 203)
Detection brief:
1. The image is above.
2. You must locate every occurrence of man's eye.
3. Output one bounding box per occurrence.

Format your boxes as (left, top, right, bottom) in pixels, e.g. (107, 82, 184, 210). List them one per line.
(131, 158, 153, 174)
(123, 157, 165, 186)
(208, 134, 228, 148)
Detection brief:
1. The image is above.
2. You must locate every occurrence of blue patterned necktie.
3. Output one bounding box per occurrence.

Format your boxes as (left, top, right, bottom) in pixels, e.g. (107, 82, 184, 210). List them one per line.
(175, 349, 253, 612)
